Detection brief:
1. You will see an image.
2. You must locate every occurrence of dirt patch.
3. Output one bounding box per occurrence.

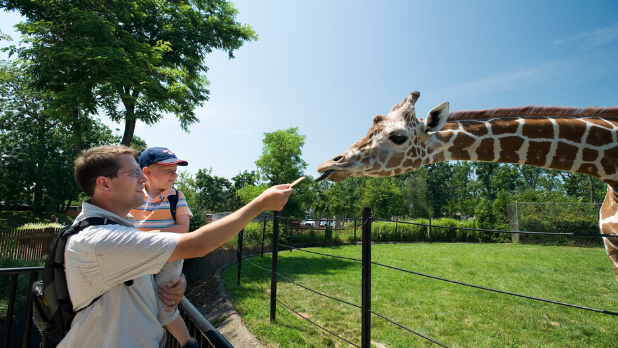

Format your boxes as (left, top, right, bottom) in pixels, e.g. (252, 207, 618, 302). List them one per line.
(185, 262, 264, 348)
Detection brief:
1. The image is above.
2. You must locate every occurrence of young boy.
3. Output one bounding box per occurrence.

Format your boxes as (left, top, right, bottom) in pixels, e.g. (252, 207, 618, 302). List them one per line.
(130, 147, 197, 348)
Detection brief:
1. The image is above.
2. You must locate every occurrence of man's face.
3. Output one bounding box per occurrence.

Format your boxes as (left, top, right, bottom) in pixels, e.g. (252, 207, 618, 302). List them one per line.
(108, 154, 148, 210)
(145, 163, 178, 191)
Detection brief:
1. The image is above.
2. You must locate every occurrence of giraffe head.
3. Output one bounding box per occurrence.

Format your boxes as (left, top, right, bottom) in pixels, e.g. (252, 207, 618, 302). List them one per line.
(317, 91, 449, 182)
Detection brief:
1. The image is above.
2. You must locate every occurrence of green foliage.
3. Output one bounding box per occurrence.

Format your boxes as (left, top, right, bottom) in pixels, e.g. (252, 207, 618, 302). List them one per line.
(0, 61, 118, 213)
(254, 127, 309, 217)
(194, 168, 233, 212)
(2, 0, 258, 145)
(255, 127, 307, 185)
(360, 177, 406, 218)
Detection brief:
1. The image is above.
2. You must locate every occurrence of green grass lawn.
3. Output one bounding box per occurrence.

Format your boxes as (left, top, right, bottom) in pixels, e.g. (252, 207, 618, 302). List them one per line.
(222, 243, 618, 348)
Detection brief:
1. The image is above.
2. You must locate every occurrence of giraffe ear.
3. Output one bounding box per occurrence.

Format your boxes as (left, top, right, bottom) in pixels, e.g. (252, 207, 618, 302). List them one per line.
(423, 102, 449, 134)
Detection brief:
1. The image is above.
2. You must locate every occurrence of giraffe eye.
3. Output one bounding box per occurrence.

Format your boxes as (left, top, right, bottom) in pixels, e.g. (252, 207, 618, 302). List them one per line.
(389, 133, 408, 145)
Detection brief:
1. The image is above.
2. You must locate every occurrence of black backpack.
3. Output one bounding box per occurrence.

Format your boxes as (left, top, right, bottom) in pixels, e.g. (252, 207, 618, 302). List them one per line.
(169, 189, 179, 220)
(31, 217, 132, 339)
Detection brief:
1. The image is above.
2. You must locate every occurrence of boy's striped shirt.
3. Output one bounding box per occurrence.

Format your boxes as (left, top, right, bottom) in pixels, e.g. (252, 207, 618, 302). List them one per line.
(131, 189, 192, 231)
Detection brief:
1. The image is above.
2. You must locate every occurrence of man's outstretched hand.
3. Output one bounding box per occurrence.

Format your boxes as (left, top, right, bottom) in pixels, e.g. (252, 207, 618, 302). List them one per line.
(256, 184, 293, 212)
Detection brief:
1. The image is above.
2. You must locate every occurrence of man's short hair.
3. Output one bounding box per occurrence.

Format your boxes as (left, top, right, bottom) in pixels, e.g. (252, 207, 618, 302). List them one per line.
(74, 145, 137, 197)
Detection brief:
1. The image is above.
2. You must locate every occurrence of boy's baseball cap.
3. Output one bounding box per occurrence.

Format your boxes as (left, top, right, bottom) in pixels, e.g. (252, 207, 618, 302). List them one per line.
(139, 147, 188, 168)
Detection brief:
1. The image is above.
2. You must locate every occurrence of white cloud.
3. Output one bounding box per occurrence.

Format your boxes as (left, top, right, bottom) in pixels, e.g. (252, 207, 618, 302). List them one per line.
(553, 22, 618, 51)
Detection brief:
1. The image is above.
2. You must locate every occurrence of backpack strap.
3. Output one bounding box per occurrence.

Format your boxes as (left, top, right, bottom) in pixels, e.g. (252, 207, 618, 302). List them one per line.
(169, 189, 179, 221)
(57, 217, 132, 312)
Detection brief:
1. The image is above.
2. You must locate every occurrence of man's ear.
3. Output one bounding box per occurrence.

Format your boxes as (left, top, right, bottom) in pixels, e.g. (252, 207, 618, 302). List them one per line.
(423, 101, 449, 134)
(95, 176, 113, 195)
(143, 166, 152, 178)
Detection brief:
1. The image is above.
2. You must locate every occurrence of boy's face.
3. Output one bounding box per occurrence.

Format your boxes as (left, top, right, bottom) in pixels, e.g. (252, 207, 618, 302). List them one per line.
(144, 163, 178, 191)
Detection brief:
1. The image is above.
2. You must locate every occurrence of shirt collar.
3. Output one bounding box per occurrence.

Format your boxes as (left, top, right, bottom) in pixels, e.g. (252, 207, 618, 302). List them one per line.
(76, 200, 135, 227)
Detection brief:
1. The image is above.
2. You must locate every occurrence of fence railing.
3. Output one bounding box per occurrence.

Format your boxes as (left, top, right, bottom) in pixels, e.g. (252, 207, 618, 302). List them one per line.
(0, 267, 233, 348)
(236, 208, 618, 348)
(0, 227, 61, 262)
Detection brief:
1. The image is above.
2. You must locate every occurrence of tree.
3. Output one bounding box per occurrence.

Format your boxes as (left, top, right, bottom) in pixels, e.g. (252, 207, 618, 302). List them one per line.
(252, 127, 309, 217)
(360, 177, 406, 219)
(193, 168, 233, 213)
(2, 0, 258, 147)
(401, 174, 430, 218)
(255, 127, 308, 185)
(0, 60, 119, 213)
(228, 170, 259, 210)
(422, 163, 454, 217)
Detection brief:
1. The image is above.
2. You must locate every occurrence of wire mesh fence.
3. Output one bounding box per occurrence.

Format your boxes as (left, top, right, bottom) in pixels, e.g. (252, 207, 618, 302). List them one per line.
(507, 202, 603, 246)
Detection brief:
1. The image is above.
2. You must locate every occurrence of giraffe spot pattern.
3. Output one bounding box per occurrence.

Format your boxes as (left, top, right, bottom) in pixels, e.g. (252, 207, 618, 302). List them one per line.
(463, 121, 489, 137)
(587, 126, 614, 147)
(476, 138, 495, 161)
(406, 147, 418, 158)
(525, 141, 552, 167)
(600, 146, 618, 176)
(557, 119, 587, 143)
(577, 163, 600, 177)
(492, 119, 520, 135)
(521, 119, 554, 139)
(582, 148, 598, 162)
(498, 136, 525, 163)
(387, 153, 404, 169)
(587, 118, 614, 129)
(549, 142, 579, 171)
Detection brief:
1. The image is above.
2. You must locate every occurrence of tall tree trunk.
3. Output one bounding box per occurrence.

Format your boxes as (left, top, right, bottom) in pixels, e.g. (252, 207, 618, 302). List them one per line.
(121, 116, 136, 146)
(120, 89, 140, 146)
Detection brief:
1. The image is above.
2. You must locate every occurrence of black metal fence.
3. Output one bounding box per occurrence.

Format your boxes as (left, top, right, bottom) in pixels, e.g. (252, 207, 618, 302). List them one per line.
(0, 267, 233, 348)
(236, 208, 618, 347)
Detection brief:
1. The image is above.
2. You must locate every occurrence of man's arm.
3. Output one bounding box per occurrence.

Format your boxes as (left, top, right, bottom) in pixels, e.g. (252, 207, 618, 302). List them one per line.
(168, 184, 292, 262)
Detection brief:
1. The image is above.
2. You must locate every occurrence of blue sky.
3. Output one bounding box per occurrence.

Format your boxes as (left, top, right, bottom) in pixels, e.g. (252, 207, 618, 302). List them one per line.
(1, 1, 617, 180)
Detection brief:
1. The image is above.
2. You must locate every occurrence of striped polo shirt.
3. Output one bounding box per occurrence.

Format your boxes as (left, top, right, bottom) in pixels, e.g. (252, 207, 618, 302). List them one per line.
(131, 188, 192, 231)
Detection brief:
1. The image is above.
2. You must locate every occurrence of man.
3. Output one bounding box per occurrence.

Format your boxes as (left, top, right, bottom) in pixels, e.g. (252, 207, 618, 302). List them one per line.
(61, 145, 292, 347)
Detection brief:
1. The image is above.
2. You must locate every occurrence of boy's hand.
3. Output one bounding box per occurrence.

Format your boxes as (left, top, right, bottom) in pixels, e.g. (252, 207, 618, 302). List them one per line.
(157, 274, 186, 311)
(256, 184, 292, 211)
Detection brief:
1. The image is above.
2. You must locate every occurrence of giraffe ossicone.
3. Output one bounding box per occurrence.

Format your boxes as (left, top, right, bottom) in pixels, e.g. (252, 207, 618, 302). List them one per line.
(317, 91, 618, 282)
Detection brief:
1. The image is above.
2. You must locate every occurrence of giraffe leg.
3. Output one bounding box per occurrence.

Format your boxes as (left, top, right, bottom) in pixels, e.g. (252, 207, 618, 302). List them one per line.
(603, 238, 618, 282)
(600, 185, 618, 283)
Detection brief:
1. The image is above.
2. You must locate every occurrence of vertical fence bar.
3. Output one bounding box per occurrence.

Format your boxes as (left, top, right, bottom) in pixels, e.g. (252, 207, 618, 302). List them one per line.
(261, 219, 266, 257)
(21, 272, 37, 348)
(237, 229, 243, 286)
(361, 207, 372, 348)
(4, 274, 18, 348)
(270, 212, 279, 323)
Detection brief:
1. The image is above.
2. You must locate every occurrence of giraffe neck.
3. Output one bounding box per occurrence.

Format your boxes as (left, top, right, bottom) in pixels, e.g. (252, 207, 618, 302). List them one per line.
(427, 116, 618, 184)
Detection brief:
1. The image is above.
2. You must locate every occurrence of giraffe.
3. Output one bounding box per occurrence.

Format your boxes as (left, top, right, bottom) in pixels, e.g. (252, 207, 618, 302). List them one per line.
(316, 91, 618, 282)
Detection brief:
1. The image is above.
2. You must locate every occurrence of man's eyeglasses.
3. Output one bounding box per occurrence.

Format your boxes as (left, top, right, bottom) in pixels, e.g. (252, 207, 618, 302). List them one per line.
(117, 169, 144, 177)
(95, 169, 144, 183)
